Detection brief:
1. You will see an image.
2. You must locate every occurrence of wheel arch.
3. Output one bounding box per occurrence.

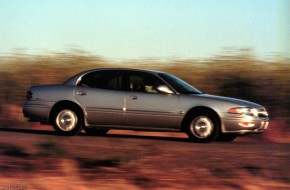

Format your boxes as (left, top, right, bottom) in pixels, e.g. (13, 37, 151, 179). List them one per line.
(49, 100, 86, 125)
(181, 106, 221, 132)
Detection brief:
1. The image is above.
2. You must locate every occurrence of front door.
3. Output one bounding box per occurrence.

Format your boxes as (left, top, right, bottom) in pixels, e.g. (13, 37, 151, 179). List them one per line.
(124, 72, 180, 128)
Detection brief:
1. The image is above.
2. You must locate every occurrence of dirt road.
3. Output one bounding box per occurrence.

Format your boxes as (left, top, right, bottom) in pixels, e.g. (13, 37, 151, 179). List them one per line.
(0, 128, 289, 190)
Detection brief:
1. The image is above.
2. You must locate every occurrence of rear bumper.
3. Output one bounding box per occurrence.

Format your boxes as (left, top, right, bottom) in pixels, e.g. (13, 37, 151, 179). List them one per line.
(23, 101, 52, 123)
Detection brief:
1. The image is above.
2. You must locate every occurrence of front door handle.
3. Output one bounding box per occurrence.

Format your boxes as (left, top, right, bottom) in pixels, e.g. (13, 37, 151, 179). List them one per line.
(129, 95, 138, 100)
(76, 91, 87, 96)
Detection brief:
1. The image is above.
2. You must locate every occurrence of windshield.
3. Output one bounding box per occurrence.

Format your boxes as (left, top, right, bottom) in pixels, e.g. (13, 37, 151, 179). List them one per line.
(158, 73, 202, 94)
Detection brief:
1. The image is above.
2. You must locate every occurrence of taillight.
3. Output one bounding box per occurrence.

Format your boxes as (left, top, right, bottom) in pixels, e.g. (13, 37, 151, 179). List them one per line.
(26, 91, 33, 100)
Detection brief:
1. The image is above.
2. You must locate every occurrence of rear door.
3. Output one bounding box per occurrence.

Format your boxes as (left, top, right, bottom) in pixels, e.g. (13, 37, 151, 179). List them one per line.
(75, 70, 126, 126)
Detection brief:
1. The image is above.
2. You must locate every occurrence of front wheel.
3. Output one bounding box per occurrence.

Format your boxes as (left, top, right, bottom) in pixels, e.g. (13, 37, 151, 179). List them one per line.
(53, 108, 83, 136)
(186, 113, 219, 143)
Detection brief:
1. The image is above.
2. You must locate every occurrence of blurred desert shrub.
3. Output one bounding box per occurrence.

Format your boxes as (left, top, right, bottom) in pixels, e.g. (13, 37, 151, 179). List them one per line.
(0, 49, 289, 118)
(36, 138, 66, 157)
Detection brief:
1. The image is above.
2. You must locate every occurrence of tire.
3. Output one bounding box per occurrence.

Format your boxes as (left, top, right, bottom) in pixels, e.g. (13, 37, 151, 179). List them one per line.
(53, 107, 83, 136)
(216, 134, 238, 142)
(185, 112, 219, 143)
(84, 127, 110, 136)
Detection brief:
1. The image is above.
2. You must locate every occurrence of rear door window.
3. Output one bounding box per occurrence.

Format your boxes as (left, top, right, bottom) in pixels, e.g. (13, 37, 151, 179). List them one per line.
(79, 71, 124, 91)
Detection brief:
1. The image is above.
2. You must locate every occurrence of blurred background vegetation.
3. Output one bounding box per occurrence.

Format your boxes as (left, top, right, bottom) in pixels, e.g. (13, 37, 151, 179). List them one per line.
(0, 49, 289, 120)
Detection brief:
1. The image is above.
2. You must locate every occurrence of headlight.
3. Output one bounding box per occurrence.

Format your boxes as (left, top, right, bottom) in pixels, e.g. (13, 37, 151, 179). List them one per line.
(228, 107, 258, 116)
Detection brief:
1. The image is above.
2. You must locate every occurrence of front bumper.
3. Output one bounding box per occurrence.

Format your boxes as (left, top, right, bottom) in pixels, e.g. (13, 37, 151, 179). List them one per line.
(221, 116, 269, 134)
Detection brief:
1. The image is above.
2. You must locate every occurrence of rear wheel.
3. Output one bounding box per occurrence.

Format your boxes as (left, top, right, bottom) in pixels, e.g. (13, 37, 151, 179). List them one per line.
(53, 108, 83, 136)
(186, 113, 219, 143)
(84, 127, 110, 136)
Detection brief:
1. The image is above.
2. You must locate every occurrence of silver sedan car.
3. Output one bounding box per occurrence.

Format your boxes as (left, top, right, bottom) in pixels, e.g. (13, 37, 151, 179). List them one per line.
(23, 68, 269, 142)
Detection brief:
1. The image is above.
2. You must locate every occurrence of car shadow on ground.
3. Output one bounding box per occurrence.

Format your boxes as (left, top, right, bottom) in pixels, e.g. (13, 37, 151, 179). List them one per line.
(0, 127, 192, 143)
(103, 133, 191, 143)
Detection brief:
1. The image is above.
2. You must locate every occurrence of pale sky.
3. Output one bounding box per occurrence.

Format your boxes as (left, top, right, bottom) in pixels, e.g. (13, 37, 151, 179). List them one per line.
(0, 0, 289, 59)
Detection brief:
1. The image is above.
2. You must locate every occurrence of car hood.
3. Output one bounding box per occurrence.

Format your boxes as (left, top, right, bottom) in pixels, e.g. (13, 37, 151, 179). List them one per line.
(196, 94, 263, 108)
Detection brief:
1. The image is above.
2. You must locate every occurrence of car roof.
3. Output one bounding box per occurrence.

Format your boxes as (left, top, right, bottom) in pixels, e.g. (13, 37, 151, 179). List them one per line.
(63, 68, 165, 85)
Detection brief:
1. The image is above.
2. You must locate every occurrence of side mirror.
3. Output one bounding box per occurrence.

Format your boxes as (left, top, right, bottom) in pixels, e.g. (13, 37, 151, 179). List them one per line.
(156, 85, 174, 94)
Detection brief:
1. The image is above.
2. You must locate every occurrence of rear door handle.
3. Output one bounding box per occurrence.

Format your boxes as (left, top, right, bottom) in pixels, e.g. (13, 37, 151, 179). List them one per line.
(129, 95, 138, 100)
(76, 91, 87, 96)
